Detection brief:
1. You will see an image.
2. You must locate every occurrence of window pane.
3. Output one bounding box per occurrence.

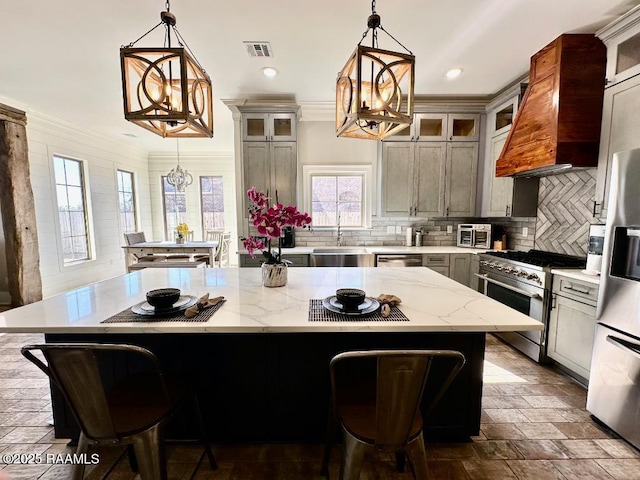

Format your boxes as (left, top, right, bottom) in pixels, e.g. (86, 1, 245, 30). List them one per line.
(64, 159, 82, 186)
(310, 174, 363, 228)
(200, 176, 224, 232)
(163, 177, 188, 239)
(53, 155, 90, 263)
(117, 170, 137, 234)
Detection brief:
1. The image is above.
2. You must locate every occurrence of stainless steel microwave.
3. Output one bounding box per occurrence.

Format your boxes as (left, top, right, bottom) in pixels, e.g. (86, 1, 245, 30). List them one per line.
(457, 224, 492, 249)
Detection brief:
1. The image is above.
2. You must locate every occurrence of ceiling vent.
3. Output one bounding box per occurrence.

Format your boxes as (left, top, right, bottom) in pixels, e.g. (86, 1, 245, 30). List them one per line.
(244, 41, 272, 57)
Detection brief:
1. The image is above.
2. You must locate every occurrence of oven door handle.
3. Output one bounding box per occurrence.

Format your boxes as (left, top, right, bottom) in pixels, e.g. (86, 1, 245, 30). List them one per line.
(474, 273, 542, 300)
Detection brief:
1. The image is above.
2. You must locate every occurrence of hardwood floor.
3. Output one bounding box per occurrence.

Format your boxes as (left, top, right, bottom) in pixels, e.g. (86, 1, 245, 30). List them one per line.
(0, 332, 638, 479)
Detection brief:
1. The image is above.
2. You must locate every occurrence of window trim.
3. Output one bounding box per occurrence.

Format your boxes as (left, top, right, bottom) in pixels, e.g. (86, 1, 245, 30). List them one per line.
(303, 165, 372, 230)
(161, 175, 188, 240)
(116, 169, 138, 234)
(51, 153, 94, 267)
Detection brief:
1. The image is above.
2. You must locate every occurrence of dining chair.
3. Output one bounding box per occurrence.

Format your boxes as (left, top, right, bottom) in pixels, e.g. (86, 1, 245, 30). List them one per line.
(195, 231, 229, 267)
(321, 349, 466, 480)
(21, 343, 216, 480)
(123, 232, 164, 263)
(217, 232, 231, 267)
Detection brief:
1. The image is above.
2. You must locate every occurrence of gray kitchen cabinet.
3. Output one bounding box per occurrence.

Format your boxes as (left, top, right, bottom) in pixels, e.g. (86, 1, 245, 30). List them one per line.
(449, 253, 472, 287)
(597, 5, 640, 87)
(381, 141, 477, 217)
(242, 112, 297, 142)
(243, 141, 297, 214)
(239, 253, 309, 267)
(593, 73, 640, 219)
(387, 113, 479, 142)
(547, 275, 599, 383)
(484, 132, 539, 217)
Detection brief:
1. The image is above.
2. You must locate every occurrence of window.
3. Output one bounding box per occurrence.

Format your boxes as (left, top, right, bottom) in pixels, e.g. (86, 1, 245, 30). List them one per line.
(117, 170, 137, 234)
(200, 176, 224, 231)
(308, 169, 368, 228)
(54, 155, 90, 263)
(162, 177, 187, 239)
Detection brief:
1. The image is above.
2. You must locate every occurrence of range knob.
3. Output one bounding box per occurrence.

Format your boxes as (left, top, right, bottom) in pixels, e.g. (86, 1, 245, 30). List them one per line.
(527, 273, 541, 283)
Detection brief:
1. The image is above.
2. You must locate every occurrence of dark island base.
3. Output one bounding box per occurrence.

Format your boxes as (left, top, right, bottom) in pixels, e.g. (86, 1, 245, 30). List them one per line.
(45, 332, 485, 443)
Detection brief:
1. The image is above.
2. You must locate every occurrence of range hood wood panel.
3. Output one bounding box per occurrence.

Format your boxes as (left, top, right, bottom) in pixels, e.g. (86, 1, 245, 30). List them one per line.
(496, 34, 606, 177)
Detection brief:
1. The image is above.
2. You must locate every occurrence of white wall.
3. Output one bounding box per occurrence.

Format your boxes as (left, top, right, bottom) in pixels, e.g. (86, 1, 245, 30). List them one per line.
(26, 112, 152, 297)
(297, 120, 379, 207)
(147, 152, 238, 264)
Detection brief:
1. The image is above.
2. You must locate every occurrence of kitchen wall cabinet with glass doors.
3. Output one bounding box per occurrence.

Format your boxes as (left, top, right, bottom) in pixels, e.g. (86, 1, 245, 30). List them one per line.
(381, 112, 480, 218)
(594, 5, 640, 219)
(240, 109, 299, 215)
(482, 83, 539, 218)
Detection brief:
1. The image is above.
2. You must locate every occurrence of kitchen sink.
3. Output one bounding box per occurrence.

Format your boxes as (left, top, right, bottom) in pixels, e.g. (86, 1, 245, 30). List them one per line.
(311, 247, 374, 267)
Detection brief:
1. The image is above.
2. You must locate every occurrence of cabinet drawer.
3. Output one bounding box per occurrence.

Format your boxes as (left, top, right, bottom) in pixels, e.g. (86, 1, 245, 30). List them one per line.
(426, 266, 450, 276)
(423, 254, 449, 267)
(552, 276, 599, 305)
(239, 254, 309, 268)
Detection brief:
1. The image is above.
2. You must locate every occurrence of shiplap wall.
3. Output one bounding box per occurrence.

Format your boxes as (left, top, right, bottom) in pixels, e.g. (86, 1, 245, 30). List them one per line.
(147, 152, 238, 263)
(26, 112, 151, 297)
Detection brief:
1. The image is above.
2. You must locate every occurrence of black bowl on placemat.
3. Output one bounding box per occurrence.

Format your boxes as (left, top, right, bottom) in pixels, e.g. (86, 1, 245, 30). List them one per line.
(146, 288, 181, 309)
(336, 288, 366, 311)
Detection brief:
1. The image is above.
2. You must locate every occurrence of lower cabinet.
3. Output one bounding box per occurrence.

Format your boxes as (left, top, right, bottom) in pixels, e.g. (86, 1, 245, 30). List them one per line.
(423, 253, 472, 288)
(547, 275, 599, 383)
(239, 254, 310, 267)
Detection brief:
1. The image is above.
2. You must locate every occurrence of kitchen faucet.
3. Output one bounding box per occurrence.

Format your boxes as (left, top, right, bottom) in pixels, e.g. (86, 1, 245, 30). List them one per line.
(336, 213, 343, 246)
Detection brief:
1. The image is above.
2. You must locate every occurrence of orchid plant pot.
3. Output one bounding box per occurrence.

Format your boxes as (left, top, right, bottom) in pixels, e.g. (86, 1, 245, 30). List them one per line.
(262, 262, 288, 287)
(175, 236, 185, 244)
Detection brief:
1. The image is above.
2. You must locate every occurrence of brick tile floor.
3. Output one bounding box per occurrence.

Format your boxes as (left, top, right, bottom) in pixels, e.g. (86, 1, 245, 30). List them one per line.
(0, 332, 638, 479)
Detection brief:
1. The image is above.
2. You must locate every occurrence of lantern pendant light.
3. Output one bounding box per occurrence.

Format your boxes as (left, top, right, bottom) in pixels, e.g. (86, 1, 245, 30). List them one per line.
(336, 0, 415, 140)
(120, 0, 213, 138)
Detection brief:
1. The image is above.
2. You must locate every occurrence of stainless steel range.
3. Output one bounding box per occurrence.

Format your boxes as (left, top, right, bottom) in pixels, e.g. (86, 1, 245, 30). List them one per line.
(476, 250, 585, 362)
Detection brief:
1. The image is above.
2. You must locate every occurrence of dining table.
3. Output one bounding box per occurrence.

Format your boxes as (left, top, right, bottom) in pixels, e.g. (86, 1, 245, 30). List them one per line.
(122, 240, 219, 271)
(0, 266, 541, 443)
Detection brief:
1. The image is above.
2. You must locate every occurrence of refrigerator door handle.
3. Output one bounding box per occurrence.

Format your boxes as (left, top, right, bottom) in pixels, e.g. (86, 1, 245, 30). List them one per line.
(607, 335, 640, 360)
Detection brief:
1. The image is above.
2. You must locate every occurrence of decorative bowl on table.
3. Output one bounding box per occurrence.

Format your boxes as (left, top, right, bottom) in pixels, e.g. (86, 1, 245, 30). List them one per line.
(335, 288, 366, 311)
(146, 288, 181, 309)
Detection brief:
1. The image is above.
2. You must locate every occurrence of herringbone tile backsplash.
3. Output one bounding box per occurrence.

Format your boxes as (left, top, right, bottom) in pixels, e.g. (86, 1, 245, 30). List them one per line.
(534, 169, 597, 256)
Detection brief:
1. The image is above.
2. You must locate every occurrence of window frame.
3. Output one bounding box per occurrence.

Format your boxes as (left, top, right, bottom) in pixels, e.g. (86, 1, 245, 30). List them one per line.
(199, 175, 225, 233)
(116, 169, 138, 234)
(52, 154, 92, 265)
(303, 165, 372, 230)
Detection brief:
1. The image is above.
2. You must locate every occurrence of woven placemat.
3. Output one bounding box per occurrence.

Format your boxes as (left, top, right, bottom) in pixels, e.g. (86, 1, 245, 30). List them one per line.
(101, 299, 226, 323)
(308, 299, 409, 322)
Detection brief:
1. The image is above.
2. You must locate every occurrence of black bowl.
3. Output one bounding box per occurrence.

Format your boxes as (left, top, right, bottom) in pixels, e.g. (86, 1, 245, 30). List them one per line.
(336, 288, 366, 311)
(146, 288, 181, 309)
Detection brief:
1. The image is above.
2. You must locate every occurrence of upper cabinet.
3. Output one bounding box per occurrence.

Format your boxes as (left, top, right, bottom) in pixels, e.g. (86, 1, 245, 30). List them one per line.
(234, 105, 300, 217)
(495, 34, 607, 177)
(594, 6, 640, 219)
(482, 84, 539, 218)
(242, 113, 297, 142)
(385, 113, 479, 142)
(598, 5, 640, 87)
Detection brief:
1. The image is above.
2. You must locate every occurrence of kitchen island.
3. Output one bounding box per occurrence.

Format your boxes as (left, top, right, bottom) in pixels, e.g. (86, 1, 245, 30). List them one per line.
(0, 267, 540, 442)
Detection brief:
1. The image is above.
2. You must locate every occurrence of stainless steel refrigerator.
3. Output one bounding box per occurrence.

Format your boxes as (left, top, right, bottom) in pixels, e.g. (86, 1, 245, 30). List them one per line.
(587, 148, 640, 450)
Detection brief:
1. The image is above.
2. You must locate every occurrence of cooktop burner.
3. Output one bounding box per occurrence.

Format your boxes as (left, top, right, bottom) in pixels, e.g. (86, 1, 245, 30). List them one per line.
(483, 249, 586, 268)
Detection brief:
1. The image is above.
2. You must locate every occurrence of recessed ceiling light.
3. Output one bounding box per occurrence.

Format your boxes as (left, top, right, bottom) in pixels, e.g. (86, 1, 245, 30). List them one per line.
(122, 133, 138, 138)
(262, 67, 278, 78)
(445, 68, 463, 79)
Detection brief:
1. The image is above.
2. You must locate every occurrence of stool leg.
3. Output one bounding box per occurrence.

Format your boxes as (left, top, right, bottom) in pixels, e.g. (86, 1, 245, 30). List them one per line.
(132, 423, 167, 480)
(340, 431, 366, 480)
(71, 432, 89, 480)
(405, 433, 429, 480)
(192, 393, 217, 469)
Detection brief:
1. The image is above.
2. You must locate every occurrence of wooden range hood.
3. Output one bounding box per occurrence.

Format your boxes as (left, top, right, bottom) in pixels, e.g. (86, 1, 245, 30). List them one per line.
(496, 34, 606, 177)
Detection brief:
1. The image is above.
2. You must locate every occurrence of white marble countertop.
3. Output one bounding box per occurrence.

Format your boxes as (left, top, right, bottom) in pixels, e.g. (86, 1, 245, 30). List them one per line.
(239, 246, 489, 255)
(551, 268, 601, 285)
(0, 267, 541, 334)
